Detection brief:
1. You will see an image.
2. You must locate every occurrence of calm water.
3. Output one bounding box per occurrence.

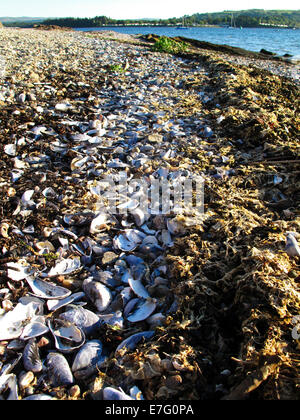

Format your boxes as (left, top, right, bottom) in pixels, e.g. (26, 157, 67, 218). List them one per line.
(76, 26, 300, 58)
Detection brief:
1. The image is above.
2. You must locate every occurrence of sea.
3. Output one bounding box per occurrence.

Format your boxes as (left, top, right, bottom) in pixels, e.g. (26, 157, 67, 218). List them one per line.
(76, 26, 300, 58)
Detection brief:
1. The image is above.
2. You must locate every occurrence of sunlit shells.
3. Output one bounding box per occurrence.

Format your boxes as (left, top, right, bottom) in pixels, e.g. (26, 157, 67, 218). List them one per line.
(72, 340, 106, 380)
(48, 258, 81, 277)
(127, 299, 157, 323)
(26, 276, 71, 300)
(7, 260, 33, 282)
(4, 144, 17, 156)
(23, 339, 43, 373)
(59, 306, 100, 336)
(83, 277, 112, 313)
(0, 301, 41, 341)
(115, 331, 155, 354)
(113, 229, 145, 252)
(48, 318, 85, 353)
(46, 352, 74, 387)
(90, 213, 110, 234)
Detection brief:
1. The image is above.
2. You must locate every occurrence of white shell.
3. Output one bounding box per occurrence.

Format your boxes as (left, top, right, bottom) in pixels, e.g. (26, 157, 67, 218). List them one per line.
(127, 299, 157, 323)
(113, 229, 145, 252)
(55, 103, 72, 112)
(20, 316, 49, 340)
(26, 277, 71, 300)
(83, 278, 112, 312)
(4, 144, 17, 157)
(48, 258, 81, 277)
(90, 213, 109, 234)
(128, 278, 150, 299)
(47, 292, 85, 312)
(48, 319, 85, 353)
(7, 261, 33, 282)
(0, 301, 41, 341)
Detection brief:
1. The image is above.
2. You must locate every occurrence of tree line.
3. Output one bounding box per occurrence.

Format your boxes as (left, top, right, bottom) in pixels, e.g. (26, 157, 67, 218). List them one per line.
(2, 9, 300, 28)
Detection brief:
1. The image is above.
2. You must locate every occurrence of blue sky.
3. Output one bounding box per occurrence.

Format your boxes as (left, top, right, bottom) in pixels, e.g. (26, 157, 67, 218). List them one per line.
(1, 0, 299, 18)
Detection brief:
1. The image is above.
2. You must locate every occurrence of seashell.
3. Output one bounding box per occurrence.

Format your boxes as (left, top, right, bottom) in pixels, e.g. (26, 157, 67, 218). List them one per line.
(161, 229, 174, 247)
(23, 339, 43, 373)
(117, 199, 139, 212)
(147, 313, 167, 328)
(20, 316, 49, 340)
(113, 229, 145, 252)
(4, 144, 17, 156)
(124, 298, 140, 318)
(55, 103, 72, 112)
(98, 311, 124, 328)
(7, 260, 33, 282)
(46, 352, 74, 387)
(83, 277, 112, 312)
(21, 190, 35, 205)
(0, 301, 41, 341)
(127, 299, 157, 323)
(285, 232, 300, 257)
(71, 156, 90, 172)
(167, 218, 186, 235)
(0, 374, 18, 400)
(23, 394, 54, 401)
(72, 340, 106, 380)
(47, 292, 85, 312)
(11, 169, 24, 183)
(18, 93, 26, 103)
(115, 331, 155, 354)
(48, 258, 81, 277)
(35, 241, 55, 254)
(90, 213, 110, 234)
(203, 126, 213, 137)
(102, 387, 134, 401)
(48, 319, 85, 354)
(59, 305, 100, 336)
(128, 277, 150, 299)
(26, 277, 71, 300)
(0, 222, 9, 238)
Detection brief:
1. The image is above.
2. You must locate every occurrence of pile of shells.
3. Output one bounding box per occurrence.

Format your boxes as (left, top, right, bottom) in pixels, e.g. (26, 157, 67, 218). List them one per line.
(0, 29, 299, 400)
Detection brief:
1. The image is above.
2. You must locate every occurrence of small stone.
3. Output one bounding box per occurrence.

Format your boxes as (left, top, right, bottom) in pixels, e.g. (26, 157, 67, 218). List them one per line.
(69, 385, 81, 399)
(102, 252, 118, 266)
(19, 371, 35, 389)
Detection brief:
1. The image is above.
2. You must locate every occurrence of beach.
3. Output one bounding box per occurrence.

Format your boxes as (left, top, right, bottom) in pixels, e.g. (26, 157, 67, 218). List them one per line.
(0, 28, 299, 400)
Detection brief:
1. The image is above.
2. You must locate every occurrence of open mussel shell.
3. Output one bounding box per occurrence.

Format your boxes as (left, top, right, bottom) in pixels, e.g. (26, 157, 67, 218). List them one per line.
(59, 305, 101, 336)
(128, 278, 150, 299)
(72, 340, 106, 380)
(47, 292, 85, 312)
(20, 316, 49, 340)
(26, 277, 71, 300)
(48, 258, 81, 277)
(127, 299, 157, 323)
(48, 319, 85, 353)
(46, 352, 74, 387)
(23, 339, 43, 373)
(83, 277, 112, 313)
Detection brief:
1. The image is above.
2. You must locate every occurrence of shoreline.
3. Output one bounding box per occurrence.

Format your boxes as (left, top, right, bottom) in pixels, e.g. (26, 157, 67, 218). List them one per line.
(0, 29, 299, 401)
